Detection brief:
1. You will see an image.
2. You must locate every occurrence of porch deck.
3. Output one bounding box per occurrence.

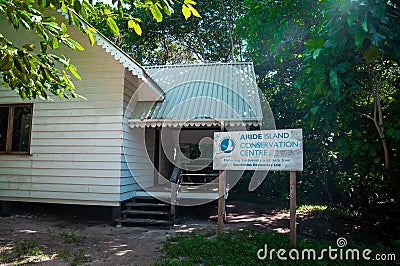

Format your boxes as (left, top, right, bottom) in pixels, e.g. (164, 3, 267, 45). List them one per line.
(136, 183, 219, 200)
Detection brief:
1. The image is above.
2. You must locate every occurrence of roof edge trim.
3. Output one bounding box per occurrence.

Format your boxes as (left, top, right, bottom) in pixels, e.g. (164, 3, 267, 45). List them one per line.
(128, 118, 262, 128)
(58, 9, 164, 97)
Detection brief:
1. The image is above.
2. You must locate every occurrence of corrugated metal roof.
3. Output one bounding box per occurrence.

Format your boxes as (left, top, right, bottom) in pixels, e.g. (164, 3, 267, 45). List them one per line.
(129, 62, 263, 127)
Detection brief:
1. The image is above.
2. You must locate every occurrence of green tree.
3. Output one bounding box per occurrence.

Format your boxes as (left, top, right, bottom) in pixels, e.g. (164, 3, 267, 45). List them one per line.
(239, 0, 400, 211)
(238, 0, 341, 203)
(0, 0, 200, 100)
(90, 0, 246, 65)
(297, 0, 400, 193)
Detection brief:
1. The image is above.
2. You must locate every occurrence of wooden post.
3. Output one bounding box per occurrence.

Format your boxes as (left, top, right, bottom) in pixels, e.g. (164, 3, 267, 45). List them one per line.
(217, 170, 226, 236)
(290, 171, 297, 246)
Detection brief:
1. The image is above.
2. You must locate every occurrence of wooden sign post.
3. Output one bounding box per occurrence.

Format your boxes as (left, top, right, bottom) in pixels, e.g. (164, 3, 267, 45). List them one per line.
(213, 129, 303, 242)
(289, 171, 296, 246)
(217, 170, 226, 237)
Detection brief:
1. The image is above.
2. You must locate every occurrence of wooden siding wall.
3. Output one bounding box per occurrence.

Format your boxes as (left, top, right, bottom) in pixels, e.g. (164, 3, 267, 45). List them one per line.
(122, 70, 156, 195)
(0, 19, 126, 206)
(120, 70, 142, 200)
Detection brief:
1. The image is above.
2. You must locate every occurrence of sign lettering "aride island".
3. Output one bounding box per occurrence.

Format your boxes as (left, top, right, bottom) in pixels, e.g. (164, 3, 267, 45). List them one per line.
(213, 129, 303, 171)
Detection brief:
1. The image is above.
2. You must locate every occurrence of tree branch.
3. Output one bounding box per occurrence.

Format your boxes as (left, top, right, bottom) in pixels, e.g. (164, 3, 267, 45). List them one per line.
(355, 112, 374, 122)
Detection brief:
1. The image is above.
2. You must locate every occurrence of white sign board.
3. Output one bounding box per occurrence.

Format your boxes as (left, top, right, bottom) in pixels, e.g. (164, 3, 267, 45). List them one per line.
(213, 129, 303, 171)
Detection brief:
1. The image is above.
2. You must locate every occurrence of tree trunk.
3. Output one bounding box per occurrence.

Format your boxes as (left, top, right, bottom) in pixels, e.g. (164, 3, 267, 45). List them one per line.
(368, 65, 399, 193)
(381, 137, 398, 192)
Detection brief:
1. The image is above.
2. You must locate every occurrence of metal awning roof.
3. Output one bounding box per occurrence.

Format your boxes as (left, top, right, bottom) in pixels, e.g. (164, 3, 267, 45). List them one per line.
(128, 62, 263, 128)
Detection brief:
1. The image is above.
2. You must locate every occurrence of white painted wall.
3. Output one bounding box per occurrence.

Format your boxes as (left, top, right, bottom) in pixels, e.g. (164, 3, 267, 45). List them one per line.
(120, 69, 151, 200)
(0, 14, 129, 206)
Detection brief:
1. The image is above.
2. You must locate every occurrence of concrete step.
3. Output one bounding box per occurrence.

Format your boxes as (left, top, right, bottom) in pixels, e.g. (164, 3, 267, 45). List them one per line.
(121, 210, 171, 216)
(125, 202, 170, 208)
(116, 218, 172, 226)
(117, 194, 175, 226)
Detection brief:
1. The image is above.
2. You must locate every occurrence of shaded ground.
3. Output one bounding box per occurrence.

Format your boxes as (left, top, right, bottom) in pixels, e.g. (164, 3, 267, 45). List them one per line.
(225, 200, 387, 244)
(0, 200, 389, 265)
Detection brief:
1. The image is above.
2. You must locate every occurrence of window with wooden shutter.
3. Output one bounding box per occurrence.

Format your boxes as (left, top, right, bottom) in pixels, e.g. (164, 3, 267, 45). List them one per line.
(0, 104, 32, 154)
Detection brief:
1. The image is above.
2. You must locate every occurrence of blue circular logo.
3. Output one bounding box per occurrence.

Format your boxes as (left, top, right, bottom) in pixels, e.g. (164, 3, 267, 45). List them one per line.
(220, 138, 235, 154)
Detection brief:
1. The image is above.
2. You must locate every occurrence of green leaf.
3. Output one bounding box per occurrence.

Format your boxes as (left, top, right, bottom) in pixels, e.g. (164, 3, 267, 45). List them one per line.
(50, 0, 60, 9)
(128, 19, 135, 29)
(61, 2, 67, 12)
(85, 28, 96, 46)
(370, 32, 386, 47)
(40, 41, 48, 53)
(150, 4, 163, 22)
(117, 0, 123, 17)
(42, 16, 56, 23)
(304, 38, 324, 50)
(188, 5, 201, 18)
(128, 20, 142, 36)
(106, 17, 120, 36)
(74, 0, 82, 13)
(38, 0, 47, 11)
(329, 69, 339, 89)
(312, 48, 321, 59)
(310, 106, 318, 115)
(182, 4, 191, 20)
(61, 22, 67, 34)
(13, 58, 26, 73)
(49, 54, 69, 66)
(36, 25, 49, 41)
(386, 128, 395, 137)
(68, 11, 80, 27)
(0, 54, 13, 71)
(18, 11, 32, 30)
(66, 38, 84, 51)
(69, 65, 81, 80)
(23, 43, 35, 51)
(7, 6, 19, 29)
(160, 0, 173, 16)
(42, 22, 62, 35)
(49, 37, 59, 49)
(361, 11, 368, 32)
(369, 147, 377, 157)
(184, 0, 197, 5)
(82, 0, 95, 14)
(354, 28, 365, 49)
(363, 45, 380, 63)
(347, 12, 358, 27)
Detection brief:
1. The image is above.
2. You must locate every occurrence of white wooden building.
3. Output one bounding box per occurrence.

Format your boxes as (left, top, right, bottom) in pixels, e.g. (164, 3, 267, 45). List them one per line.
(0, 12, 264, 221)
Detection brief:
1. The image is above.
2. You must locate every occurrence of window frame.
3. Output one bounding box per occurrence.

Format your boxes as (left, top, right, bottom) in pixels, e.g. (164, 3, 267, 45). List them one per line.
(0, 103, 33, 155)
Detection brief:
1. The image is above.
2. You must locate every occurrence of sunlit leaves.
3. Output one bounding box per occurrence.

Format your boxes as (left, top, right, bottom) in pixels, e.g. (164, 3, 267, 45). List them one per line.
(182, 0, 201, 20)
(85, 27, 96, 46)
(128, 19, 142, 36)
(68, 64, 81, 80)
(182, 4, 191, 20)
(1, 0, 201, 100)
(150, 3, 163, 22)
(106, 16, 120, 36)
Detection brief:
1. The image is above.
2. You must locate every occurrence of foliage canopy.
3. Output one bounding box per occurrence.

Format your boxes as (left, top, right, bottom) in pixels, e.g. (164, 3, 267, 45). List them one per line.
(0, 0, 200, 100)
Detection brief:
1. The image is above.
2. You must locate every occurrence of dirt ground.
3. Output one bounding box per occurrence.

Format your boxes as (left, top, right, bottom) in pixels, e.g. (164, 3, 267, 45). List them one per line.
(0, 200, 389, 265)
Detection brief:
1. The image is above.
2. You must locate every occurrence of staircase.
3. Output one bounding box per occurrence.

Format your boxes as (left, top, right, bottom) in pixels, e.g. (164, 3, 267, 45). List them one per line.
(116, 195, 173, 226)
(116, 158, 219, 226)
